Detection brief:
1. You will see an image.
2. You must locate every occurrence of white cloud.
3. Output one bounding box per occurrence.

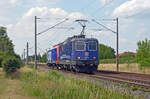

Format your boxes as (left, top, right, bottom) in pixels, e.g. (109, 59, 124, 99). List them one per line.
(113, 0, 150, 17)
(120, 38, 128, 43)
(25, 0, 59, 7)
(136, 25, 149, 38)
(7, 7, 88, 55)
(0, 0, 21, 23)
(35, 0, 59, 6)
(100, 0, 113, 5)
(68, 12, 87, 20)
(9, 0, 19, 5)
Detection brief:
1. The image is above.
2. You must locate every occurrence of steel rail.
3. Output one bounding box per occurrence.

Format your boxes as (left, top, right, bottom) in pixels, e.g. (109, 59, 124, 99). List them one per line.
(36, 64, 150, 90)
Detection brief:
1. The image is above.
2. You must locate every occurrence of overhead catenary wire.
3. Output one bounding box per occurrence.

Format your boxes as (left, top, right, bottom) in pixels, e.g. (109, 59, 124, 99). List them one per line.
(33, 0, 117, 54)
(38, 20, 76, 47)
(37, 18, 69, 35)
(37, 43, 46, 54)
(92, 19, 116, 33)
(91, 0, 115, 18)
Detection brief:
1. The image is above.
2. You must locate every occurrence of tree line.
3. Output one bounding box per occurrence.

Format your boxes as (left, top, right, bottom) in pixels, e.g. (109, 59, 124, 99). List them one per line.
(0, 26, 22, 74)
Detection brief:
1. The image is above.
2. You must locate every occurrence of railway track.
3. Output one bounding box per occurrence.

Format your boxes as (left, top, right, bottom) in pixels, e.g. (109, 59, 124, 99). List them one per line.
(91, 74, 150, 90)
(36, 64, 150, 90)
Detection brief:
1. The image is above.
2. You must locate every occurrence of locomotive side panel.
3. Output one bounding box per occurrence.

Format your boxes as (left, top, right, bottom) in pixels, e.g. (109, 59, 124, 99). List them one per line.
(47, 50, 52, 65)
(59, 42, 72, 66)
(47, 48, 57, 66)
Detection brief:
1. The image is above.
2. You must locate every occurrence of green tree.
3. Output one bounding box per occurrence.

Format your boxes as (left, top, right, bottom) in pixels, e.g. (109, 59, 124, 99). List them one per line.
(41, 53, 47, 62)
(99, 44, 116, 59)
(0, 51, 6, 67)
(37, 53, 42, 61)
(0, 26, 14, 55)
(119, 52, 136, 65)
(0, 27, 7, 38)
(136, 39, 150, 67)
(2, 57, 22, 74)
(0, 26, 22, 73)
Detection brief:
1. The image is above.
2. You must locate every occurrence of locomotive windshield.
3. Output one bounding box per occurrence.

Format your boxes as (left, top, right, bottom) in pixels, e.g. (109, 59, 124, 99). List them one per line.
(75, 41, 85, 51)
(88, 41, 97, 51)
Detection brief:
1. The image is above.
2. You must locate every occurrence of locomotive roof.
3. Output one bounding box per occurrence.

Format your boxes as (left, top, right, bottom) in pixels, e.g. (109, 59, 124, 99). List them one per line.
(53, 34, 98, 47)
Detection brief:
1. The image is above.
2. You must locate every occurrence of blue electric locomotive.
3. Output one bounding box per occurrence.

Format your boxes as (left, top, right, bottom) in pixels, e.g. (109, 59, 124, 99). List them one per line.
(47, 34, 99, 73)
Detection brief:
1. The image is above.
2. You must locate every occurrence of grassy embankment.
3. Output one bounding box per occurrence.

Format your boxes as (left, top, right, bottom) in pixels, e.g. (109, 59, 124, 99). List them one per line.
(0, 67, 140, 99)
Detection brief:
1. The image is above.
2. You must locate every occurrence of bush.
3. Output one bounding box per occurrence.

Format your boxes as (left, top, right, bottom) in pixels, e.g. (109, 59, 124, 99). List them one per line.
(0, 52, 6, 67)
(139, 57, 150, 67)
(136, 39, 150, 67)
(0, 56, 3, 67)
(2, 57, 22, 74)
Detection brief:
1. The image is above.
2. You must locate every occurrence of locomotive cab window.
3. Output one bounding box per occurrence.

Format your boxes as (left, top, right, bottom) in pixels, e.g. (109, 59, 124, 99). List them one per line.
(88, 41, 97, 51)
(75, 41, 85, 51)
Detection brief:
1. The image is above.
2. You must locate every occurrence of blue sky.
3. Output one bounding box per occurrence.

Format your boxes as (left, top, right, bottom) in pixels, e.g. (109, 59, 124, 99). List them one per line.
(0, 0, 150, 56)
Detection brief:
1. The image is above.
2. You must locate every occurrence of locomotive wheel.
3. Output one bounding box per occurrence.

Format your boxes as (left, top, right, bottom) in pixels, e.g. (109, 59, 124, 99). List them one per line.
(75, 66, 80, 73)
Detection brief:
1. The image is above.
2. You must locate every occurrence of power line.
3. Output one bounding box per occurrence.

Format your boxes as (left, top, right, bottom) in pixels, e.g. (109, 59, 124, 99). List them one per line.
(92, 19, 116, 33)
(37, 18, 69, 35)
(92, 18, 119, 72)
(91, 0, 115, 18)
(38, 43, 46, 53)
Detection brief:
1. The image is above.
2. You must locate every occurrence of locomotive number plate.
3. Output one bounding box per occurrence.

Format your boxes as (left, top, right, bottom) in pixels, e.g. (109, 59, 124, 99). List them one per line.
(85, 52, 89, 56)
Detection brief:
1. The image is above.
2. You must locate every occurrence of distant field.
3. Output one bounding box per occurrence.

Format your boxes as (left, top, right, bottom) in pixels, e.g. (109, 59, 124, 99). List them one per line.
(0, 67, 138, 99)
(98, 63, 150, 74)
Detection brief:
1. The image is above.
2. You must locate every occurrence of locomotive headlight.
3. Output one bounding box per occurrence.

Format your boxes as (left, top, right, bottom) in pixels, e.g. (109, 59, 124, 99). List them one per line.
(77, 57, 80, 60)
(93, 57, 96, 59)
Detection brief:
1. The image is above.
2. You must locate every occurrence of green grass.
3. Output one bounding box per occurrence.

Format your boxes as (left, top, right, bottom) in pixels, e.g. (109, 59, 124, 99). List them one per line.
(20, 70, 137, 99)
(0, 67, 144, 99)
(0, 73, 7, 94)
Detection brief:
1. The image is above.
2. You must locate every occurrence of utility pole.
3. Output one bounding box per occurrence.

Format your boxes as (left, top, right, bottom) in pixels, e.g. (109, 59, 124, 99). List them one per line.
(116, 18, 119, 72)
(24, 49, 26, 65)
(34, 16, 68, 69)
(26, 42, 29, 65)
(35, 16, 37, 69)
(92, 18, 119, 72)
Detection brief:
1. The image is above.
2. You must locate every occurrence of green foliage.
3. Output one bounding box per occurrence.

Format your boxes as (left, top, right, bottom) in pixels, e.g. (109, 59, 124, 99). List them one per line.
(0, 51, 6, 67)
(41, 53, 46, 63)
(100, 59, 116, 64)
(100, 58, 136, 64)
(99, 44, 116, 59)
(2, 57, 22, 74)
(119, 53, 136, 65)
(139, 57, 150, 67)
(132, 87, 138, 91)
(119, 53, 135, 59)
(136, 39, 150, 67)
(28, 55, 35, 62)
(0, 26, 14, 55)
(0, 74, 7, 94)
(28, 64, 34, 69)
(0, 26, 22, 72)
(37, 53, 42, 61)
(121, 83, 130, 88)
(0, 27, 7, 38)
(21, 70, 133, 99)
